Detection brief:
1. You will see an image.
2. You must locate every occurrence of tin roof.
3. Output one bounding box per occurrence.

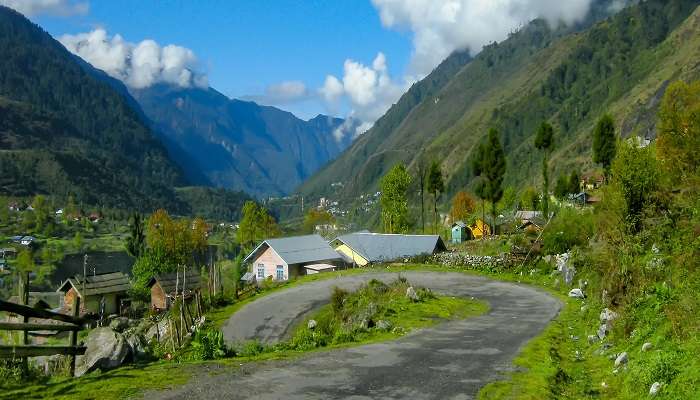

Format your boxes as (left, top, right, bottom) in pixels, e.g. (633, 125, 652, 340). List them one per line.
(244, 234, 343, 266)
(147, 269, 201, 294)
(452, 221, 467, 228)
(57, 271, 130, 297)
(332, 233, 445, 263)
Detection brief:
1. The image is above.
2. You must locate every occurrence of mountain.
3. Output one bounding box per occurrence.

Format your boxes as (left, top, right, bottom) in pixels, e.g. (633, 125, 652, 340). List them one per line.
(131, 84, 355, 197)
(300, 0, 700, 202)
(0, 6, 186, 210)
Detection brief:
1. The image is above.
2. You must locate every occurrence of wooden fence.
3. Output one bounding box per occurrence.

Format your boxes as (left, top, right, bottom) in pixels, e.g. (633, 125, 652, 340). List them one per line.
(0, 273, 87, 376)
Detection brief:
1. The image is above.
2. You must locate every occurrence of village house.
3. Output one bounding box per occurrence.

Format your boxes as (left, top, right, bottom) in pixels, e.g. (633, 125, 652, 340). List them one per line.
(56, 271, 130, 316)
(469, 219, 491, 239)
(451, 221, 470, 243)
(331, 232, 446, 266)
(147, 269, 201, 311)
(243, 234, 344, 282)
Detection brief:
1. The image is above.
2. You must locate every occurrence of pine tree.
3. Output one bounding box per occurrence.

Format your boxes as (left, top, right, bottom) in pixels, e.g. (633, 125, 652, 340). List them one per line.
(473, 128, 507, 234)
(534, 121, 554, 217)
(427, 161, 445, 234)
(593, 114, 617, 180)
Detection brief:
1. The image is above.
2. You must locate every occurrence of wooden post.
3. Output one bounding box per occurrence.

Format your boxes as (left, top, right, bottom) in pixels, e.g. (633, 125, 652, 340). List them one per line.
(168, 317, 177, 351)
(69, 296, 80, 377)
(20, 271, 29, 373)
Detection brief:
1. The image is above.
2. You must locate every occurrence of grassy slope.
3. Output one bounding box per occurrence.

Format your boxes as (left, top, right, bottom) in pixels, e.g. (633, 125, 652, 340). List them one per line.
(299, 1, 700, 201)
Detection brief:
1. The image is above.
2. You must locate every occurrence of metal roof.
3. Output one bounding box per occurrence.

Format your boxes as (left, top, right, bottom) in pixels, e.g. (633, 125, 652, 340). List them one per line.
(332, 233, 446, 263)
(452, 221, 467, 228)
(244, 234, 343, 266)
(147, 270, 201, 294)
(57, 271, 130, 297)
(515, 211, 542, 220)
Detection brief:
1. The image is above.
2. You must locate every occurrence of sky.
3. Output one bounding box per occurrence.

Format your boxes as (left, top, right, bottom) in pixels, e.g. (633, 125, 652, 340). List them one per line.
(2, 0, 611, 137)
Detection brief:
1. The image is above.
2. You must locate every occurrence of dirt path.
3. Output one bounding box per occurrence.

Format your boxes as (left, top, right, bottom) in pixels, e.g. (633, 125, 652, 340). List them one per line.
(149, 271, 561, 399)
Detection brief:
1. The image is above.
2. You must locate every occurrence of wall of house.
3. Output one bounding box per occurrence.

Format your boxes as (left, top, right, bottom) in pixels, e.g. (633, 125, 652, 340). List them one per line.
(252, 247, 288, 281)
(334, 244, 369, 266)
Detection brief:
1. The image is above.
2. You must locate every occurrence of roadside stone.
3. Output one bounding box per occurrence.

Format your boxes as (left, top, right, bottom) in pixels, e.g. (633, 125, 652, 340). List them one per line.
(406, 287, 419, 302)
(75, 327, 130, 377)
(307, 319, 317, 330)
(588, 334, 600, 344)
(125, 332, 148, 361)
(600, 308, 618, 324)
(642, 342, 653, 352)
(568, 288, 585, 299)
(375, 320, 392, 331)
(597, 324, 608, 340)
(649, 382, 662, 396)
(614, 352, 628, 367)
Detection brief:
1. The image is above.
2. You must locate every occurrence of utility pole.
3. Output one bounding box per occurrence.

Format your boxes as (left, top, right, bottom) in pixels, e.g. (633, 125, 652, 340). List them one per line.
(301, 196, 304, 213)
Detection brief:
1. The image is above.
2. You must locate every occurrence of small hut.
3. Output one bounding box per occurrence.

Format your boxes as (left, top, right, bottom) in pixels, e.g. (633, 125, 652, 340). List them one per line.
(56, 272, 130, 316)
(147, 269, 201, 311)
(451, 221, 470, 243)
(469, 219, 491, 239)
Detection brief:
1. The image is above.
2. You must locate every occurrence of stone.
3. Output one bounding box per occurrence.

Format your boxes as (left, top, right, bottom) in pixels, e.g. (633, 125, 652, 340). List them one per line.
(642, 342, 653, 352)
(614, 352, 628, 367)
(146, 318, 169, 342)
(588, 334, 600, 344)
(406, 286, 419, 302)
(375, 320, 392, 331)
(307, 319, 317, 330)
(125, 333, 148, 361)
(75, 327, 130, 377)
(109, 317, 130, 332)
(597, 324, 608, 340)
(599, 308, 619, 324)
(568, 288, 585, 299)
(649, 382, 662, 396)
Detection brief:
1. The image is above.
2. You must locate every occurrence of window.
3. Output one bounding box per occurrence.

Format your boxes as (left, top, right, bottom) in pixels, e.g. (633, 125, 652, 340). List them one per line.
(257, 264, 265, 279)
(276, 265, 284, 280)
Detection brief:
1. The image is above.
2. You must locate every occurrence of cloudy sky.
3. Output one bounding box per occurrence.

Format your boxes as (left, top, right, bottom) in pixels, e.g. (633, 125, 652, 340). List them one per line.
(3, 0, 604, 135)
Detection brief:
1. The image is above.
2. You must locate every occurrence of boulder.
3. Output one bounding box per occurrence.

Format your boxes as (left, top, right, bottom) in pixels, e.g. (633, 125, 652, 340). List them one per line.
(146, 318, 169, 342)
(375, 320, 392, 331)
(568, 288, 585, 299)
(125, 333, 148, 361)
(587, 334, 600, 344)
(406, 287, 419, 302)
(307, 319, 317, 330)
(597, 324, 608, 340)
(614, 352, 628, 367)
(109, 317, 130, 333)
(75, 327, 130, 377)
(642, 342, 653, 352)
(599, 308, 618, 324)
(649, 382, 662, 396)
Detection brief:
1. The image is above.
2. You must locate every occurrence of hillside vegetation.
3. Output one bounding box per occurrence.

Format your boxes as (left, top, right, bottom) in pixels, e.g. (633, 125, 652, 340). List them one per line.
(300, 0, 700, 202)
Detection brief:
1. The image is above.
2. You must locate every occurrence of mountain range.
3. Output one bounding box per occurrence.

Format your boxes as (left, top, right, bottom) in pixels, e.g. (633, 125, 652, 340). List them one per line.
(299, 0, 700, 202)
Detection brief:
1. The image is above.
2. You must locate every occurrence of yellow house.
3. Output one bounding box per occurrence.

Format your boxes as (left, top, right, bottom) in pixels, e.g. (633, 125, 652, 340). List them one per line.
(335, 242, 370, 266)
(469, 219, 491, 239)
(331, 232, 446, 267)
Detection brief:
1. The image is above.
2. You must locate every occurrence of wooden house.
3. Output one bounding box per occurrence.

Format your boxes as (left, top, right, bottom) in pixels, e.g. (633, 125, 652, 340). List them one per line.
(243, 234, 343, 282)
(451, 221, 470, 243)
(469, 219, 491, 239)
(147, 270, 201, 310)
(56, 272, 130, 316)
(331, 233, 446, 266)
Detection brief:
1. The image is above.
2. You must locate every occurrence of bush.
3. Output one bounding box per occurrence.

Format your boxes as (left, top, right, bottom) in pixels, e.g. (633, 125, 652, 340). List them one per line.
(239, 340, 266, 357)
(542, 207, 594, 254)
(190, 327, 228, 360)
(330, 287, 348, 315)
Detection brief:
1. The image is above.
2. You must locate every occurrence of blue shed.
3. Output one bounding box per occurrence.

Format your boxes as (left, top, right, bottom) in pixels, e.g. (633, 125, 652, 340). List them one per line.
(451, 221, 469, 243)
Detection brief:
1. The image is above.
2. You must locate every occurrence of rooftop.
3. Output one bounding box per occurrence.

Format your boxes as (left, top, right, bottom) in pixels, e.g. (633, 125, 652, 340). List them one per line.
(332, 232, 446, 263)
(244, 234, 343, 265)
(57, 271, 130, 297)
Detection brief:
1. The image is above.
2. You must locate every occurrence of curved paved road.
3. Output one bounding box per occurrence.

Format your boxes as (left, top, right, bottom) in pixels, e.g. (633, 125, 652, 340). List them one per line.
(152, 271, 561, 399)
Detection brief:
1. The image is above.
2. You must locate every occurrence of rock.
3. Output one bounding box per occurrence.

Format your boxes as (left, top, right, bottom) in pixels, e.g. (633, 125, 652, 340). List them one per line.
(109, 317, 130, 332)
(125, 333, 148, 361)
(375, 320, 392, 331)
(307, 319, 317, 330)
(614, 352, 628, 367)
(597, 324, 608, 340)
(568, 288, 585, 299)
(75, 327, 130, 377)
(588, 334, 600, 344)
(146, 318, 169, 342)
(649, 382, 662, 396)
(406, 287, 419, 302)
(599, 308, 618, 324)
(642, 342, 653, 352)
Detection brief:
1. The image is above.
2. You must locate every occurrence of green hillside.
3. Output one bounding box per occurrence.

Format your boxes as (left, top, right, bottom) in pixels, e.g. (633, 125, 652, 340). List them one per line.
(300, 0, 700, 202)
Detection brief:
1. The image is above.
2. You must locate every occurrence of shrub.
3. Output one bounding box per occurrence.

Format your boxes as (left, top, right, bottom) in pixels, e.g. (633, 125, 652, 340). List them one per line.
(190, 327, 228, 360)
(542, 207, 594, 254)
(331, 287, 348, 315)
(239, 340, 266, 357)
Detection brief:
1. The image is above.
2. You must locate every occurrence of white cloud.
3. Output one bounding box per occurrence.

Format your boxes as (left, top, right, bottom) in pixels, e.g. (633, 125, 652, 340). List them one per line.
(320, 52, 411, 138)
(0, 0, 88, 17)
(371, 0, 596, 76)
(59, 28, 207, 89)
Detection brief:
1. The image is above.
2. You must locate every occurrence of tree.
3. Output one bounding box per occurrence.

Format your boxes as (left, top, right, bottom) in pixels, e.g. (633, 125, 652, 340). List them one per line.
(554, 173, 570, 199)
(568, 170, 581, 195)
(73, 231, 84, 253)
(0, 197, 9, 226)
(303, 209, 335, 234)
(427, 161, 445, 234)
(417, 158, 427, 234)
(611, 141, 659, 231)
(125, 213, 146, 258)
(593, 114, 617, 180)
(450, 191, 476, 223)
(473, 128, 507, 233)
(534, 122, 555, 217)
(658, 80, 700, 183)
(237, 201, 279, 248)
(380, 164, 412, 233)
(520, 186, 540, 210)
(31, 195, 51, 233)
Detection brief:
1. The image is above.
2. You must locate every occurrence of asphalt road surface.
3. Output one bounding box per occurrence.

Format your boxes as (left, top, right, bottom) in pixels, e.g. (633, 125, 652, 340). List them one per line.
(149, 271, 561, 400)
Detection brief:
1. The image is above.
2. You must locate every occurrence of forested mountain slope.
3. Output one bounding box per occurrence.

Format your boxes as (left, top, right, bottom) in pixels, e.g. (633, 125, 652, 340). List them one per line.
(132, 84, 354, 197)
(300, 0, 700, 200)
(0, 6, 185, 210)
